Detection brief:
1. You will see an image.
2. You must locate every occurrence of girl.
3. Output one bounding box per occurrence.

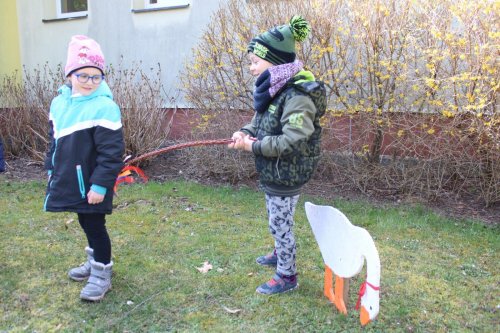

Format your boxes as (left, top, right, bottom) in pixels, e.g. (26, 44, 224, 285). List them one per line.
(44, 35, 124, 301)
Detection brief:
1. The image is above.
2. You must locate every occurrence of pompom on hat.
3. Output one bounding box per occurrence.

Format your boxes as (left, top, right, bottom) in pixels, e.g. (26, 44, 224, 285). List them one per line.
(247, 15, 311, 65)
(64, 35, 105, 77)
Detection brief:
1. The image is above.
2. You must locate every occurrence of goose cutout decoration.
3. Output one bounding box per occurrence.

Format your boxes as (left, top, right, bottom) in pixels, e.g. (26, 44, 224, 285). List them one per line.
(305, 202, 381, 326)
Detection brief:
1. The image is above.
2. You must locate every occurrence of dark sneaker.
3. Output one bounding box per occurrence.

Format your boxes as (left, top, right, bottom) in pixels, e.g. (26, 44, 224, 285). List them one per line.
(256, 250, 278, 266)
(256, 273, 298, 295)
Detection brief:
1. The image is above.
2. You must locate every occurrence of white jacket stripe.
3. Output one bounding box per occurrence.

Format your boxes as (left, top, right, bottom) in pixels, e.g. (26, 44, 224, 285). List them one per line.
(56, 119, 122, 139)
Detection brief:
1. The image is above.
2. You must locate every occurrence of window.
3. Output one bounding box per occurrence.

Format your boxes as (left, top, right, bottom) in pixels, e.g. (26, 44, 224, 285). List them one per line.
(56, 0, 88, 18)
(131, 0, 190, 13)
(144, 0, 190, 9)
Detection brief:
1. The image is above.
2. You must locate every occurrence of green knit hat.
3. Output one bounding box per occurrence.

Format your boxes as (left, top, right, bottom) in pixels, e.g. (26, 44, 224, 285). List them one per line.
(247, 15, 311, 65)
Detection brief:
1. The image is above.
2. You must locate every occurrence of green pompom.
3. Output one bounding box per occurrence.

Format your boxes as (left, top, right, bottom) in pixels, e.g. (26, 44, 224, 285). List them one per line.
(289, 15, 311, 42)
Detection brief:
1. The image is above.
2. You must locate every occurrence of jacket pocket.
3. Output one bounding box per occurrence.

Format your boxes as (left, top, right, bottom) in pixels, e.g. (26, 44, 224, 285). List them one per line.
(76, 165, 86, 199)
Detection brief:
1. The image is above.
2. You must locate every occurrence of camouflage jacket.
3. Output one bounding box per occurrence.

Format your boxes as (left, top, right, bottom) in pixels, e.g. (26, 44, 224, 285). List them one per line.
(241, 71, 327, 196)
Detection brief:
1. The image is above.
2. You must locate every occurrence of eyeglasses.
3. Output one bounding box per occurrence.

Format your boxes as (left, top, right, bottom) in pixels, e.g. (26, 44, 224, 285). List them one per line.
(74, 73, 105, 84)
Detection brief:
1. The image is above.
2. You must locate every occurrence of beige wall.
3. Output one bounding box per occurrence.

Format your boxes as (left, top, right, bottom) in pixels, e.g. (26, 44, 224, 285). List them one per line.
(15, 0, 225, 106)
(0, 0, 22, 78)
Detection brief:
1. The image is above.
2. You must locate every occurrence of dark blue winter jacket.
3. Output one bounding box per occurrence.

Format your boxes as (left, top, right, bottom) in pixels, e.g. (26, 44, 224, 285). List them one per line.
(44, 81, 124, 214)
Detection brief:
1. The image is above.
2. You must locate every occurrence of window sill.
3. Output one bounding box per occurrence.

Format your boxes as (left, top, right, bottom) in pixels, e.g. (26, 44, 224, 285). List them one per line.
(42, 14, 88, 23)
(131, 4, 189, 13)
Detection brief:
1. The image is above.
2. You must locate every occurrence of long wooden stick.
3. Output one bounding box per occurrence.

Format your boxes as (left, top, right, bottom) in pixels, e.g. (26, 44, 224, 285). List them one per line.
(125, 138, 234, 166)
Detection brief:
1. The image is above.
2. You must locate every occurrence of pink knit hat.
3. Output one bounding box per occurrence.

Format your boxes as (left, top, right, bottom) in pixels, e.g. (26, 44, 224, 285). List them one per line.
(64, 35, 105, 77)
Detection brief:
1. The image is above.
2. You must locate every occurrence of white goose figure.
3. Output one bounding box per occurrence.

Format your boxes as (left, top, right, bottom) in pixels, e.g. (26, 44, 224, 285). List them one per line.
(305, 202, 381, 326)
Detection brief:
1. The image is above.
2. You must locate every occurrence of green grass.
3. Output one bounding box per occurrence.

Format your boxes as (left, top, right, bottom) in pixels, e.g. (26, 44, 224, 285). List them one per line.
(0, 179, 498, 332)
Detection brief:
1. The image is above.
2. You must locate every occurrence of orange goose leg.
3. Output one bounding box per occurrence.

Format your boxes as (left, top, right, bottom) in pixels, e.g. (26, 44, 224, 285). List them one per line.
(324, 266, 349, 315)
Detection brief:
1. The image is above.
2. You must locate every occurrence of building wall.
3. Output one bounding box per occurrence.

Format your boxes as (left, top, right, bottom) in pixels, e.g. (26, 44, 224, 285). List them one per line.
(14, 0, 225, 106)
(0, 0, 22, 78)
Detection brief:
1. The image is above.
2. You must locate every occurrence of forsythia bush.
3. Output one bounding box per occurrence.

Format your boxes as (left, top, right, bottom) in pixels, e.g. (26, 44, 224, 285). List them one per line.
(182, 0, 499, 206)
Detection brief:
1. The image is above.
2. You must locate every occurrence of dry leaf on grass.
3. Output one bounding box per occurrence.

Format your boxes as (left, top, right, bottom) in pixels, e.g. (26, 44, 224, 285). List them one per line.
(64, 218, 74, 229)
(222, 305, 242, 314)
(196, 261, 213, 273)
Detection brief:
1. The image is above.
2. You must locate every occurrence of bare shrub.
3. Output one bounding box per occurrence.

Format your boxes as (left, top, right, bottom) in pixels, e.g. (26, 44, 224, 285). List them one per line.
(106, 60, 173, 164)
(181, 0, 499, 206)
(0, 64, 60, 160)
(175, 109, 255, 183)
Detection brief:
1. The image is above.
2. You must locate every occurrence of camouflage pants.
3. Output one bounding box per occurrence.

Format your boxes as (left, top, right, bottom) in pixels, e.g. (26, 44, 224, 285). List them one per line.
(265, 194, 300, 276)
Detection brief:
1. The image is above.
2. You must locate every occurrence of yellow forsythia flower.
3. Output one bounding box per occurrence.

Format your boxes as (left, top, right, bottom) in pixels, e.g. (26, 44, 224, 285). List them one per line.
(442, 110, 454, 118)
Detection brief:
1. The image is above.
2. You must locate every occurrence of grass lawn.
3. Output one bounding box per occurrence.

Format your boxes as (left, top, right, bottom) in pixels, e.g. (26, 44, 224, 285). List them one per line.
(0, 179, 498, 332)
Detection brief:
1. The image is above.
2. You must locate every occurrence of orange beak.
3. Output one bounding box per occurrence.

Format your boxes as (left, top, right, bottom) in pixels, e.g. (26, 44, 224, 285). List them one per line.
(360, 306, 371, 326)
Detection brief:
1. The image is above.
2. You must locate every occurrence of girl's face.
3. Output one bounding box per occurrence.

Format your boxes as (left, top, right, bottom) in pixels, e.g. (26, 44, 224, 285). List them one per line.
(248, 53, 273, 77)
(70, 67, 104, 96)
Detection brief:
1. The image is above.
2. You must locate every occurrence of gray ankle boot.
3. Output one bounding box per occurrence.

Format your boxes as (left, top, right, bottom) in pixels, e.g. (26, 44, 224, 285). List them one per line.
(68, 247, 94, 281)
(80, 260, 113, 301)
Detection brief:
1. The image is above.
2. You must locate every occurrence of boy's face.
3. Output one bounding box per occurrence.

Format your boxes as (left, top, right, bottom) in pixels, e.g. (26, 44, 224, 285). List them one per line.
(248, 53, 273, 77)
(70, 67, 104, 96)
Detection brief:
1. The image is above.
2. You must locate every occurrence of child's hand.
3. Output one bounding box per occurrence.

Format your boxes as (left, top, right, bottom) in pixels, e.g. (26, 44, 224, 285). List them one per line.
(228, 131, 245, 149)
(87, 189, 105, 205)
(231, 134, 256, 152)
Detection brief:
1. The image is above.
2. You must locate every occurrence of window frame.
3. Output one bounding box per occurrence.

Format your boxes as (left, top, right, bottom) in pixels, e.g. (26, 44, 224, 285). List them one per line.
(144, 0, 190, 9)
(55, 0, 88, 19)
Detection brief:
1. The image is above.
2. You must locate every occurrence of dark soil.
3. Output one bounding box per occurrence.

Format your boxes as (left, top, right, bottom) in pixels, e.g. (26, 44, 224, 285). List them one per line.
(3, 154, 499, 226)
